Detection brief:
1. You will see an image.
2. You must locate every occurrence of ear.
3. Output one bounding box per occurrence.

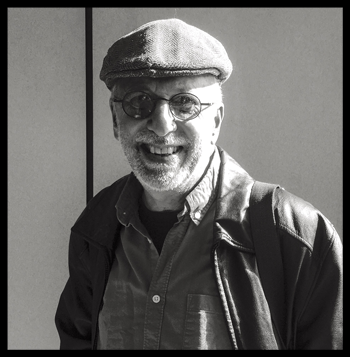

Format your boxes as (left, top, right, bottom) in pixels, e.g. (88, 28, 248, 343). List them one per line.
(212, 103, 224, 145)
(109, 99, 119, 141)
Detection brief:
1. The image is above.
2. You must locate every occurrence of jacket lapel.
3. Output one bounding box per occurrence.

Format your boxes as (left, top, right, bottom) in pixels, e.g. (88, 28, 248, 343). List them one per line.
(214, 147, 255, 251)
(213, 148, 280, 349)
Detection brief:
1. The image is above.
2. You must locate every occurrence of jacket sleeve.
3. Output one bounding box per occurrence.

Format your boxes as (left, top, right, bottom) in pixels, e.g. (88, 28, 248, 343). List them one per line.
(294, 227, 343, 350)
(55, 232, 93, 350)
(274, 189, 343, 350)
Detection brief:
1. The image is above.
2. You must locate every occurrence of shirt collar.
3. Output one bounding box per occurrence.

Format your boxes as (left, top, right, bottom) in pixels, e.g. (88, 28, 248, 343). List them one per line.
(116, 146, 221, 227)
(183, 146, 220, 225)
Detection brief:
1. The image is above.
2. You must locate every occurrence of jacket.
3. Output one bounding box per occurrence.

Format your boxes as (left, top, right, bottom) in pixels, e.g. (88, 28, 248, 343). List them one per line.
(55, 147, 343, 349)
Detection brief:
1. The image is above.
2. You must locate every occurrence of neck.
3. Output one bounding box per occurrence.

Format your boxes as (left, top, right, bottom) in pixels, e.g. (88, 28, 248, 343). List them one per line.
(142, 189, 185, 212)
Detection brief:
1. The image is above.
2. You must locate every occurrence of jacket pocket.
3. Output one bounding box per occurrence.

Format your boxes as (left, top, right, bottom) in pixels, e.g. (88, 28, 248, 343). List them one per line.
(182, 294, 232, 350)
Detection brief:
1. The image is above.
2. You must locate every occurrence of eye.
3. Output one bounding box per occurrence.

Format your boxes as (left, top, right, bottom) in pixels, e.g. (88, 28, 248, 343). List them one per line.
(137, 94, 149, 101)
(172, 94, 197, 111)
(126, 92, 152, 108)
(170, 93, 201, 120)
(180, 95, 196, 106)
(179, 95, 194, 105)
(122, 91, 154, 119)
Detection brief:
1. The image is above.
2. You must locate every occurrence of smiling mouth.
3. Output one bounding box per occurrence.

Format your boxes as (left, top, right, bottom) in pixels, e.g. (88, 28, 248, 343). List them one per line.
(141, 144, 183, 156)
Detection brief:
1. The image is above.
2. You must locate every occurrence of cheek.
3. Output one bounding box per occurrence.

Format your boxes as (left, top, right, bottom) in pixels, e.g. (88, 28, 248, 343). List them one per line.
(186, 118, 215, 146)
(116, 115, 145, 143)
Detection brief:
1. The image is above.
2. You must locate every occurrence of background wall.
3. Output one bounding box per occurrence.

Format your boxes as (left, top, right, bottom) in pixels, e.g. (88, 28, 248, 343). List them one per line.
(8, 8, 86, 349)
(8, 7, 342, 350)
(93, 8, 342, 237)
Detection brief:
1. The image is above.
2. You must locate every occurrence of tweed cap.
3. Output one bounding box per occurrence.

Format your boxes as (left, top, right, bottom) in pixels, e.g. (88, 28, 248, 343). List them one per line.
(100, 18, 233, 90)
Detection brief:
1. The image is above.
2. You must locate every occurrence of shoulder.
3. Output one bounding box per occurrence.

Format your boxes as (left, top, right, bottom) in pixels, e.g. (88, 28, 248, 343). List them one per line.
(74, 173, 131, 225)
(70, 173, 132, 247)
(85, 174, 131, 211)
(273, 187, 338, 254)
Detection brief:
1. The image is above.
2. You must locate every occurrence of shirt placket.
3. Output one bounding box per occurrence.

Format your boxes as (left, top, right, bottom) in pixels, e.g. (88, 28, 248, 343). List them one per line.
(142, 215, 190, 350)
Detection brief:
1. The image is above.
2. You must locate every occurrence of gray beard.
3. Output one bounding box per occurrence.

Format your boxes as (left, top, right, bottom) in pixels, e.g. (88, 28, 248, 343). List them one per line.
(119, 131, 203, 193)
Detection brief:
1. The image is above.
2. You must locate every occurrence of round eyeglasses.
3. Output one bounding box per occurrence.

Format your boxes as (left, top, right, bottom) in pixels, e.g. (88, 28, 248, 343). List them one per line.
(111, 91, 215, 121)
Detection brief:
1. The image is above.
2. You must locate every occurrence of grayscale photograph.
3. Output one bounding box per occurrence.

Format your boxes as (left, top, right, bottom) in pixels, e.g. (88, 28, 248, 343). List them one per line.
(8, 7, 342, 350)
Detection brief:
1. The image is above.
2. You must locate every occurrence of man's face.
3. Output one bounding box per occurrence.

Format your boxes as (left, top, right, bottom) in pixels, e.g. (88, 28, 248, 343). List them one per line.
(110, 75, 224, 194)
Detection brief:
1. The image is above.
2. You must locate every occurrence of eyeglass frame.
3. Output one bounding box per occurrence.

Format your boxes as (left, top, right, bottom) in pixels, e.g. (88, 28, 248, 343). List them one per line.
(110, 91, 215, 121)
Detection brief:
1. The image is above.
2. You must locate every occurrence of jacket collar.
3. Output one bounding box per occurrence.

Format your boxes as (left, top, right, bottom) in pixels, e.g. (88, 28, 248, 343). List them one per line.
(71, 147, 255, 252)
(213, 147, 255, 252)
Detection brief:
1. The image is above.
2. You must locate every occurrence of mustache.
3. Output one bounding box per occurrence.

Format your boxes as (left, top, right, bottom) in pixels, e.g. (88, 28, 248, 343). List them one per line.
(135, 131, 189, 146)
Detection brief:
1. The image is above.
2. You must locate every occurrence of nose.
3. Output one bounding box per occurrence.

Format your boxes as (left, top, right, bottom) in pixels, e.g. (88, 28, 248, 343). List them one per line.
(146, 100, 177, 137)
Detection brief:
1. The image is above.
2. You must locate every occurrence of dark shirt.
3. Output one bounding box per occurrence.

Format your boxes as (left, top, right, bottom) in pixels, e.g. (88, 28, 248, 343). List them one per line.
(97, 147, 232, 349)
(138, 199, 181, 254)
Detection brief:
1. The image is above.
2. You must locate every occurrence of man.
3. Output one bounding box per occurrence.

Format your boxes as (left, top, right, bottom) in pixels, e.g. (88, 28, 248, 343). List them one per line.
(55, 19, 342, 350)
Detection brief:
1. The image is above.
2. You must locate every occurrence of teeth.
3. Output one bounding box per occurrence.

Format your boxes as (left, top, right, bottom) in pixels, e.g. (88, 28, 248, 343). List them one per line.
(148, 145, 180, 155)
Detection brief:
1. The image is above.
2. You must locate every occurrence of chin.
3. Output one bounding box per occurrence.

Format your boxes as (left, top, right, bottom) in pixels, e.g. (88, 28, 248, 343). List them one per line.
(135, 155, 212, 196)
(122, 138, 213, 193)
(134, 167, 190, 193)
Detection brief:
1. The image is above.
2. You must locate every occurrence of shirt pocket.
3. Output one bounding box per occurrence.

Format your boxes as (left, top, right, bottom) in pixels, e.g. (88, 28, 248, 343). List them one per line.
(182, 294, 232, 350)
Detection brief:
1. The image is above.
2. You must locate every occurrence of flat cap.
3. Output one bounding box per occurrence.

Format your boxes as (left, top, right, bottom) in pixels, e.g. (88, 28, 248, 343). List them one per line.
(100, 18, 233, 90)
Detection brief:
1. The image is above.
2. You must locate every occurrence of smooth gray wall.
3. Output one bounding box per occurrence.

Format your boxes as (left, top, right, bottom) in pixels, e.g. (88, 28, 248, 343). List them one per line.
(8, 7, 342, 350)
(8, 8, 86, 349)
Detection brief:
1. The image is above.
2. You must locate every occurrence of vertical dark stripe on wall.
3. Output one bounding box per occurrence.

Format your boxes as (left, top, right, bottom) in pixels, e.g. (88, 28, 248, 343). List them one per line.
(85, 8, 93, 204)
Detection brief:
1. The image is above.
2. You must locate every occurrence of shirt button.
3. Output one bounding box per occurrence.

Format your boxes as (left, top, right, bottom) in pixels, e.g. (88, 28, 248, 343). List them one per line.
(152, 294, 161, 303)
(194, 211, 201, 220)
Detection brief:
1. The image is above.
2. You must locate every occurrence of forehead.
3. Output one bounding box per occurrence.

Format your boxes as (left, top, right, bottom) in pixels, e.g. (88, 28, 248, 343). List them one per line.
(112, 75, 219, 96)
